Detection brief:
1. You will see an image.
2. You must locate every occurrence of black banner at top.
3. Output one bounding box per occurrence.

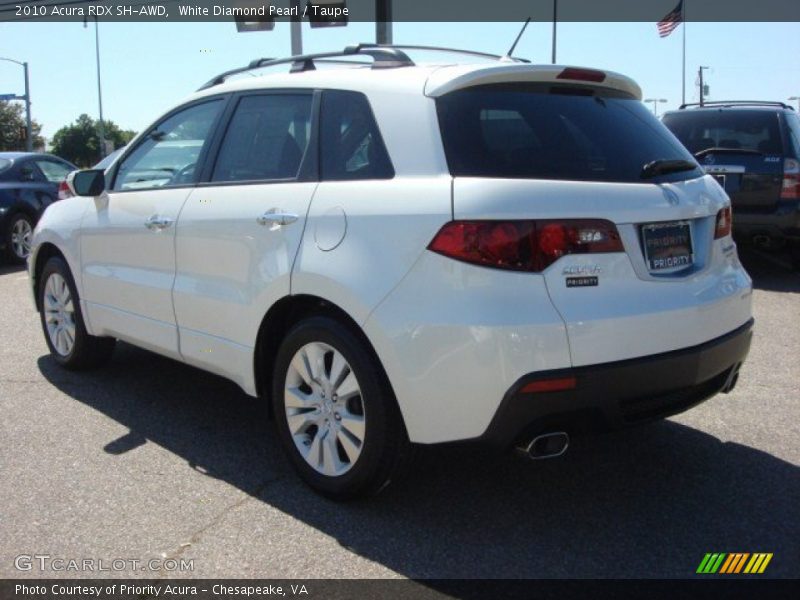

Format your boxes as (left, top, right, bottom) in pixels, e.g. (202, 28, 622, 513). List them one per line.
(1, 0, 799, 23)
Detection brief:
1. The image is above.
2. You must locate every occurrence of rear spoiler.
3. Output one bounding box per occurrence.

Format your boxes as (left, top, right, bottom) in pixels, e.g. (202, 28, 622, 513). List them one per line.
(424, 64, 642, 100)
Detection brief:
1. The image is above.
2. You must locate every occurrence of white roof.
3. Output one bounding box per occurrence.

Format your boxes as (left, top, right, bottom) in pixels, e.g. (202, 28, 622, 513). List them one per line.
(190, 60, 642, 102)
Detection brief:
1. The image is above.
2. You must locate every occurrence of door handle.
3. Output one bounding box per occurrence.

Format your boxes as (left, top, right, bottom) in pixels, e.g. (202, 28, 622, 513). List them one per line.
(144, 215, 174, 231)
(257, 208, 298, 227)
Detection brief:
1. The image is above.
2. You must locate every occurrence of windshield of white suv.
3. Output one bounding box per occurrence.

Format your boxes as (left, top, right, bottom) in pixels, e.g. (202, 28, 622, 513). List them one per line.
(436, 83, 702, 183)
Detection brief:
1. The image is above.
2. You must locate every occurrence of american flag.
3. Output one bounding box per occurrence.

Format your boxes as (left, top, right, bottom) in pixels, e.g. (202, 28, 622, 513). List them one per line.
(658, 0, 684, 38)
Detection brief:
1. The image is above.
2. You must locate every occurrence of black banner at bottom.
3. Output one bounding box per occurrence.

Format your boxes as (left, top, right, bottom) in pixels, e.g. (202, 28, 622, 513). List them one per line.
(2, 579, 800, 600)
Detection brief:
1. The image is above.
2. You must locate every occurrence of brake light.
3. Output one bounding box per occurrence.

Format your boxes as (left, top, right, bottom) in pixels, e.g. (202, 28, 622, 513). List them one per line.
(556, 68, 606, 83)
(781, 158, 800, 200)
(428, 219, 623, 272)
(521, 377, 577, 394)
(57, 180, 73, 200)
(714, 206, 732, 239)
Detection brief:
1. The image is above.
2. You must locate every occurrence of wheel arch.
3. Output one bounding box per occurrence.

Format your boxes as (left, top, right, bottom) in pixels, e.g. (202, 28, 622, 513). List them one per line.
(253, 294, 399, 422)
(31, 242, 67, 312)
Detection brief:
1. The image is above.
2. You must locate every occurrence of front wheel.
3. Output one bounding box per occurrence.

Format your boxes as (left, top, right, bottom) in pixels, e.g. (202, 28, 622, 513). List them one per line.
(38, 256, 116, 370)
(271, 316, 411, 500)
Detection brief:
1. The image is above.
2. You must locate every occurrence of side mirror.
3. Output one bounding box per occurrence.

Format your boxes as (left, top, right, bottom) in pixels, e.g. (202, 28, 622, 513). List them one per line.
(71, 169, 106, 197)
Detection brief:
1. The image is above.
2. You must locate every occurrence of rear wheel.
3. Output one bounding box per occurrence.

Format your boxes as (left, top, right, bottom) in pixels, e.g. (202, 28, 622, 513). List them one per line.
(38, 256, 115, 370)
(271, 316, 411, 500)
(5, 213, 33, 264)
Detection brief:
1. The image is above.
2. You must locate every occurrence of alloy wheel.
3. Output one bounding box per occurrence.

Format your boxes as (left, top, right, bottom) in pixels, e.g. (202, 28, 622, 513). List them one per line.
(284, 342, 366, 476)
(43, 273, 76, 356)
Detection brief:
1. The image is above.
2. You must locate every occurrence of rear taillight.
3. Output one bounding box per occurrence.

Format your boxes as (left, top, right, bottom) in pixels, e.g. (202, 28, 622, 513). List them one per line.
(781, 158, 800, 200)
(57, 180, 73, 200)
(714, 206, 732, 239)
(428, 219, 623, 272)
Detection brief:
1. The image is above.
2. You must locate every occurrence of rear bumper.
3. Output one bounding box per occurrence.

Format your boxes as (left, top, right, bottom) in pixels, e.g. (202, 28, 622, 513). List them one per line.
(478, 319, 753, 448)
(733, 200, 800, 240)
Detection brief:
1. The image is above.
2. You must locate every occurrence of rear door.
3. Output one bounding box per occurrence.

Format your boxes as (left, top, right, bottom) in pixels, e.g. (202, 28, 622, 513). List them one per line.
(437, 83, 751, 366)
(662, 109, 785, 213)
(172, 91, 317, 392)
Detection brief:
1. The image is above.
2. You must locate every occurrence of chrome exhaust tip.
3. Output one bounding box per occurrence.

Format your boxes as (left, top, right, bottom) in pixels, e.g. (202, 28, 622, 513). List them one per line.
(516, 431, 570, 460)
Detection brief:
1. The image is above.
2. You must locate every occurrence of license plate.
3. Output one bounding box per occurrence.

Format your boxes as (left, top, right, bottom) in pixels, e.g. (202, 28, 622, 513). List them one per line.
(642, 221, 694, 272)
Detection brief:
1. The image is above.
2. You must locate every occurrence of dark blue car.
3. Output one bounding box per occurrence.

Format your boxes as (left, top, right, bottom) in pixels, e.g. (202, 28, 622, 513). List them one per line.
(0, 152, 77, 264)
(662, 102, 800, 267)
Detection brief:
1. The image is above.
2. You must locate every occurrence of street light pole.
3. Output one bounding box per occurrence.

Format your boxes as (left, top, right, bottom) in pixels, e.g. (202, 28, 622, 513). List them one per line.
(644, 98, 668, 117)
(0, 57, 33, 151)
(551, 0, 558, 64)
(93, 19, 106, 158)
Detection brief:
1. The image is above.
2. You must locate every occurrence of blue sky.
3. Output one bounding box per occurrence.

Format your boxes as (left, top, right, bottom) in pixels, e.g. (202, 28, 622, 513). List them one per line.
(1, 20, 798, 140)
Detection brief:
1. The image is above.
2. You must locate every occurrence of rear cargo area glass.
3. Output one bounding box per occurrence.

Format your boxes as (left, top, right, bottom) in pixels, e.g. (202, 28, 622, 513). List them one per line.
(662, 110, 783, 155)
(436, 84, 700, 183)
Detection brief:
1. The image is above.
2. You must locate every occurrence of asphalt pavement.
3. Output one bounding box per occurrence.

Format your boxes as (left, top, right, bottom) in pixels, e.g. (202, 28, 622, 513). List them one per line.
(0, 247, 798, 581)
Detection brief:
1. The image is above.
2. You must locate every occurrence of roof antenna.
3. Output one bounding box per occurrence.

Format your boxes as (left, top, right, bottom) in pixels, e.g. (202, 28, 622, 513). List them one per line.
(503, 17, 531, 61)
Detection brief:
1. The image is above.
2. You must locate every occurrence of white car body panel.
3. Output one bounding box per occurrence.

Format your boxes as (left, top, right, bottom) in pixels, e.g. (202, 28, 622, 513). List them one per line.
(80, 188, 192, 359)
(451, 176, 753, 368)
(364, 252, 572, 443)
(173, 182, 319, 395)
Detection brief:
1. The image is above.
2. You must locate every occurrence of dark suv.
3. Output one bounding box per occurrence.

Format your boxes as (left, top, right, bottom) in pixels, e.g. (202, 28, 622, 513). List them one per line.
(662, 102, 800, 264)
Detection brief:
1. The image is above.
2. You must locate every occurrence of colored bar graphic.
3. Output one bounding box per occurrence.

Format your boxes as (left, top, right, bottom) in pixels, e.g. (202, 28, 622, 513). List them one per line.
(700, 552, 773, 575)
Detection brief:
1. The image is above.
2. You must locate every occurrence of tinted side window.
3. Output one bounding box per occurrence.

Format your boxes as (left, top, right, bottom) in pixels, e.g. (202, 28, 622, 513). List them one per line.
(113, 100, 223, 191)
(35, 159, 72, 183)
(212, 94, 312, 182)
(320, 91, 394, 181)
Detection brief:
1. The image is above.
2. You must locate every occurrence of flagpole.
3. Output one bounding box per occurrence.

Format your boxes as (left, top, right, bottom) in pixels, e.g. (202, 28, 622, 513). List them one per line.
(682, 0, 687, 105)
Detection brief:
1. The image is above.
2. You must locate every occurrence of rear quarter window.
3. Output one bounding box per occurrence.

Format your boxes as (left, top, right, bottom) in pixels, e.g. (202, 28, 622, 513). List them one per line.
(320, 90, 394, 181)
(0, 158, 11, 173)
(437, 83, 701, 183)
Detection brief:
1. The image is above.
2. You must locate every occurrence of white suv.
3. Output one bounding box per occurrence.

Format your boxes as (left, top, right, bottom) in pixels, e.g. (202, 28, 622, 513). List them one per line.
(29, 45, 753, 499)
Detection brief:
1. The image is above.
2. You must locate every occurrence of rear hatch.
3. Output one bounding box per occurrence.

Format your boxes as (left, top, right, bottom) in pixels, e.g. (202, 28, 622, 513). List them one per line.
(432, 75, 751, 366)
(662, 109, 785, 213)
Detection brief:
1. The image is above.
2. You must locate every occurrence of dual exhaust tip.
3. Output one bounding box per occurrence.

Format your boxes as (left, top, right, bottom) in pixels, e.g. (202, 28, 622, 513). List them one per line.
(516, 431, 570, 460)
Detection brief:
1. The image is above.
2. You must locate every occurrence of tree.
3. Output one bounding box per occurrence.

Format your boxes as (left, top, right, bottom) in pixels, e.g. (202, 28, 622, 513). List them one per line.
(51, 114, 136, 167)
(0, 100, 44, 151)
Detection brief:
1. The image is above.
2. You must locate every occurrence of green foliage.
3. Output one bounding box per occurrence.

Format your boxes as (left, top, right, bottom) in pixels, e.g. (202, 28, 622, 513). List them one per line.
(0, 100, 44, 151)
(51, 114, 136, 167)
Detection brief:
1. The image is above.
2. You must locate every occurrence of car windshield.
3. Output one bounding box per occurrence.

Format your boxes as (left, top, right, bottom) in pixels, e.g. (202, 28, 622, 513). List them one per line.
(436, 83, 702, 183)
(662, 109, 783, 155)
(0, 158, 11, 172)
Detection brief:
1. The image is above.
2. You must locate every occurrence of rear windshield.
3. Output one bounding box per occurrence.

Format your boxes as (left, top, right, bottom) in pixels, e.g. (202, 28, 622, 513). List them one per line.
(662, 109, 783, 155)
(436, 83, 701, 183)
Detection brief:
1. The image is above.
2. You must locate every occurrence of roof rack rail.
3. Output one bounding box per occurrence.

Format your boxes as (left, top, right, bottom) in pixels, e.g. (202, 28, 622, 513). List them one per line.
(679, 100, 793, 110)
(198, 44, 414, 91)
(358, 43, 530, 64)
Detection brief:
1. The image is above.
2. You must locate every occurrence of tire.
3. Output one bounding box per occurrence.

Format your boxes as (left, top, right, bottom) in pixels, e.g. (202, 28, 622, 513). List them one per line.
(5, 213, 33, 264)
(38, 256, 115, 370)
(271, 316, 411, 500)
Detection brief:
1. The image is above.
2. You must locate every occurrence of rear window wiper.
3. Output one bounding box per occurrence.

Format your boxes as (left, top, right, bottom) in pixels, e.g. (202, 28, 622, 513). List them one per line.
(640, 159, 698, 179)
(694, 147, 763, 157)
